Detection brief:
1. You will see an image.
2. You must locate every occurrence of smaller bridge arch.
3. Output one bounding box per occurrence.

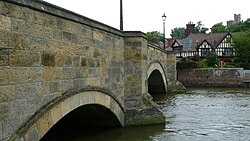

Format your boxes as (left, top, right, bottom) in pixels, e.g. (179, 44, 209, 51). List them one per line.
(10, 90, 125, 141)
(147, 62, 168, 94)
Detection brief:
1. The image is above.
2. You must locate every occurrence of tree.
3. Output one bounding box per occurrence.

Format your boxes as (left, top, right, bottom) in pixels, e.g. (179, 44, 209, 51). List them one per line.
(211, 22, 227, 33)
(227, 23, 243, 32)
(232, 30, 250, 69)
(170, 27, 185, 38)
(146, 31, 163, 43)
(227, 18, 250, 33)
(195, 21, 209, 34)
(206, 51, 219, 67)
(242, 18, 250, 30)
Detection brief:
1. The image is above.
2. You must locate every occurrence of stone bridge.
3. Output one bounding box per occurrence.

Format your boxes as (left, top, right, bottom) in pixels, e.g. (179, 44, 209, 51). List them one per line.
(0, 0, 183, 140)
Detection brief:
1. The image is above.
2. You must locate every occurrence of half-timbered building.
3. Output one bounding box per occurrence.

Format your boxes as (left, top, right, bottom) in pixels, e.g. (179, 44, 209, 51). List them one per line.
(172, 32, 234, 60)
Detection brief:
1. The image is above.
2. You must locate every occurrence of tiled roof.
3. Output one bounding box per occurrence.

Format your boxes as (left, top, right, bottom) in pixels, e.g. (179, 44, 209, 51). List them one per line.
(172, 33, 232, 51)
(188, 33, 229, 49)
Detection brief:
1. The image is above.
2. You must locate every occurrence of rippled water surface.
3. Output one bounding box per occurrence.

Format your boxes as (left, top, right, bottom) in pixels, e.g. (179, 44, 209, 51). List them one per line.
(44, 88, 250, 141)
(153, 88, 250, 141)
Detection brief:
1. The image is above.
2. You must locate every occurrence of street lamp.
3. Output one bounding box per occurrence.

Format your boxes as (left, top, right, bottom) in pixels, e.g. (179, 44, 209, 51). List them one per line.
(162, 13, 166, 50)
(120, 0, 123, 31)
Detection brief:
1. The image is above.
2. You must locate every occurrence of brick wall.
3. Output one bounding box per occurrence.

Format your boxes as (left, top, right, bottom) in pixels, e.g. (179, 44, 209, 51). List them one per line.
(177, 68, 250, 87)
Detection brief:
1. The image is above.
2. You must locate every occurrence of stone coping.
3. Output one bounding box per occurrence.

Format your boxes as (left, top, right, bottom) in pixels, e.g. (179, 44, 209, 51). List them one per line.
(180, 68, 244, 70)
(4, 0, 123, 36)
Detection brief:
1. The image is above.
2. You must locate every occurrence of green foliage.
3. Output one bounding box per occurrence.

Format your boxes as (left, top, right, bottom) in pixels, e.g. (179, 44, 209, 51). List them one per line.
(205, 51, 219, 67)
(232, 30, 250, 69)
(210, 22, 227, 33)
(146, 31, 163, 44)
(171, 27, 185, 38)
(177, 58, 197, 69)
(224, 62, 235, 68)
(195, 21, 209, 34)
(196, 59, 208, 68)
(177, 54, 221, 69)
(227, 19, 250, 33)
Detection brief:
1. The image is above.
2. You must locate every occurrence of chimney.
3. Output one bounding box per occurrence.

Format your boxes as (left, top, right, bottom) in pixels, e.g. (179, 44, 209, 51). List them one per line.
(185, 21, 195, 37)
(167, 38, 173, 48)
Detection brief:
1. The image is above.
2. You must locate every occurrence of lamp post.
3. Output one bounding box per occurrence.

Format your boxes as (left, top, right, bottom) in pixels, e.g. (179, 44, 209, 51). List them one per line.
(162, 13, 166, 50)
(120, 0, 123, 31)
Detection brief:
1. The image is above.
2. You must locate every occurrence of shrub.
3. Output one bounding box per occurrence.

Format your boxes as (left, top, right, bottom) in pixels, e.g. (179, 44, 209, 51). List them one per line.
(177, 58, 197, 69)
(206, 51, 219, 67)
(196, 59, 208, 68)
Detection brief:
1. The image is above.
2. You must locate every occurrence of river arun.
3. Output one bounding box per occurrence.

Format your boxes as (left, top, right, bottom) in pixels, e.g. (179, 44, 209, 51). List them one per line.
(42, 87, 250, 141)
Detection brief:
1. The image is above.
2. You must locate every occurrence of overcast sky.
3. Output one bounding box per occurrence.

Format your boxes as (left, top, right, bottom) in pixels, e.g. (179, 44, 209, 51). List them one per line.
(43, 0, 249, 38)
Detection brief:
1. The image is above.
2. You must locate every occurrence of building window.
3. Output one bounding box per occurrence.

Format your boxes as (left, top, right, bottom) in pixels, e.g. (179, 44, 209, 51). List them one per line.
(201, 48, 210, 57)
(224, 48, 233, 56)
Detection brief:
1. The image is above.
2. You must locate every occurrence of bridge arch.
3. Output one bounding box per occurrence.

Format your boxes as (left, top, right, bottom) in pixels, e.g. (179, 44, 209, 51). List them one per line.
(147, 61, 168, 94)
(10, 89, 125, 141)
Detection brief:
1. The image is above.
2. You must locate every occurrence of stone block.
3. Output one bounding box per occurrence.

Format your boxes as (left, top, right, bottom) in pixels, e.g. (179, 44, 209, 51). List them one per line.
(42, 53, 55, 67)
(62, 31, 72, 42)
(80, 92, 96, 105)
(20, 67, 43, 83)
(43, 67, 62, 81)
(26, 23, 54, 39)
(24, 125, 40, 141)
(73, 79, 85, 89)
(2, 116, 20, 140)
(93, 49, 101, 58)
(29, 37, 49, 52)
(25, 97, 43, 116)
(0, 121, 2, 140)
(64, 56, 72, 67)
(11, 51, 40, 67)
(70, 95, 80, 110)
(15, 82, 43, 99)
(36, 112, 53, 138)
(62, 67, 75, 79)
(103, 94, 111, 108)
(84, 77, 101, 86)
(93, 31, 104, 42)
(0, 102, 9, 120)
(55, 54, 65, 67)
(80, 25, 93, 38)
(50, 104, 62, 124)
(0, 30, 11, 48)
(72, 56, 80, 67)
(7, 68, 22, 84)
(88, 68, 99, 77)
(9, 99, 27, 117)
(10, 18, 27, 33)
(87, 58, 95, 67)
(75, 68, 84, 78)
(81, 57, 87, 67)
(9, 33, 29, 50)
(49, 81, 59, 93)
(61, 98, 71, 116)
(58, 80, 73, 93)
(0, 15, 11, 30)
(0, 85, 15, 102)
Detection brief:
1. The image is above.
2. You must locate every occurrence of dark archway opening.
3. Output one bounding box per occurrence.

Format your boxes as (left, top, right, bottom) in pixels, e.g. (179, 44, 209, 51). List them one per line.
(40, 104, 122, 141)
(148, 70, 166, 95)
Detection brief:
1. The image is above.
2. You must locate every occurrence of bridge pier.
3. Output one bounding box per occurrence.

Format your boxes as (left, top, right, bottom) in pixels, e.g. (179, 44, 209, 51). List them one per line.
(123, 32, 166, 126)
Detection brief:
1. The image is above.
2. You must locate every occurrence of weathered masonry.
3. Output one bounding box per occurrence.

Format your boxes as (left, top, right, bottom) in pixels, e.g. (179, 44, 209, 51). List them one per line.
(178, 68, 250, 88)
(0, 0, 183, 141)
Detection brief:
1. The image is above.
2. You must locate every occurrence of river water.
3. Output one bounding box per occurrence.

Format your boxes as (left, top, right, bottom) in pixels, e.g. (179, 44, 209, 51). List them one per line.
(44, 88, 250, 141)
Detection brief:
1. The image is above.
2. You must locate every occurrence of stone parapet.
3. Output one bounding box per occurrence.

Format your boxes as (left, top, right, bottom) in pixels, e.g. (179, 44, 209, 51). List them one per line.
(0, 0, 181, 140)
